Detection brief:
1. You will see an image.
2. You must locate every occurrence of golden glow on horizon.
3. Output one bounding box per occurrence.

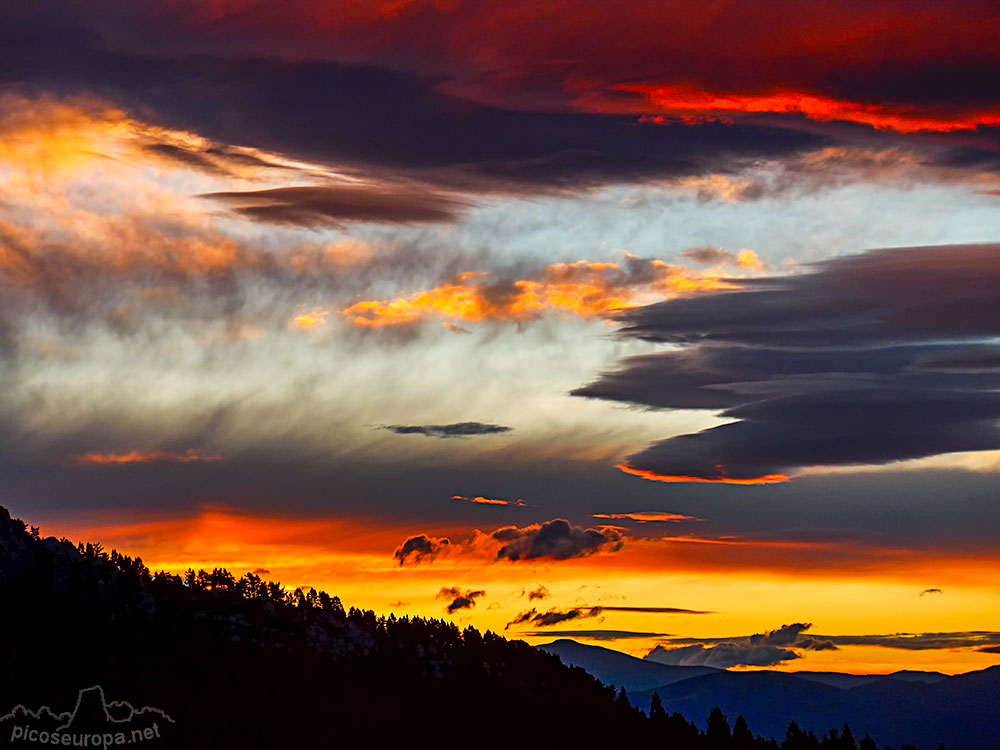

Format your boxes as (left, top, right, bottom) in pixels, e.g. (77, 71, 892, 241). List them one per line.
(29, 506, 998, 675)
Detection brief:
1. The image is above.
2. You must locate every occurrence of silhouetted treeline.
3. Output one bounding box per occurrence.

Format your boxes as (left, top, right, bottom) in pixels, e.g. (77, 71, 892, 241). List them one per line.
(0, 507, 927, 748)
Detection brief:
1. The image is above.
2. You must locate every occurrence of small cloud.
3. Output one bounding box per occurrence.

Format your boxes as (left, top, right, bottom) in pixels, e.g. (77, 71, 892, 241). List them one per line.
(443, 323, 472, 334)
(507, 603, 709, 629)
(381, 422, 512, 439)
(292, 309, 329, 331)
(526, 585, 550, 601)
(437, 586, 486, 613)
(525, 629, 671, 641)
(592, 511, 704, 523)
(71, 449, 222, 466)
(453, 495, 527, 507)
(201, 183, 469, 228)
(251, 568, 270, 576)
(920, 588, 944, 596)
(393, 534, 451, 565)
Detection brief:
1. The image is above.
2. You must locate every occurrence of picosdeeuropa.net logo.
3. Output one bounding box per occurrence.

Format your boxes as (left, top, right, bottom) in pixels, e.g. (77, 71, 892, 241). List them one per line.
(1, 685, 174, 747)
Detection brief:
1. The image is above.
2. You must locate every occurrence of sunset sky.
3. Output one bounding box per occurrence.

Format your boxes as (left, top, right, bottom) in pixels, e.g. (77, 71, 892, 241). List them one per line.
(2, 0, 999, 675)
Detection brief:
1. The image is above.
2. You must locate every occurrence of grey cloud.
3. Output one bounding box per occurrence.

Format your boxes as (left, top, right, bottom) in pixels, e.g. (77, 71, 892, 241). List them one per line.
(381, 422, 512, 439)
(681, 246, 735, 265)
(526, 585, 550, 601)
(647, 642, 799, 668)
(646, 623, 836, 668)
(817, 631, 1000, 651)
(574, 244, 1000, 481)
(492, 518, 623, 561)
(521, 630, 671, 641)
(656, 628, 1000, 653)
(506, 607, 601, 629)
(393, 534, 450, 566)
(437, 586, 485, 613)
(507, 603, 709, 629)
(202, 184, 469, 228)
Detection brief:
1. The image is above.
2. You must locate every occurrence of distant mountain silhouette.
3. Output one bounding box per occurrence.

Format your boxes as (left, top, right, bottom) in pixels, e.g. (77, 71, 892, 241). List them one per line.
(630, 663, 1000, 749)
(538, 639, 716, 691)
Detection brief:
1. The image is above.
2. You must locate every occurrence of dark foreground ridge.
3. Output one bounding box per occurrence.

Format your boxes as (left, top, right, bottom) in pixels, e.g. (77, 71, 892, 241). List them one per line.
(0, 505, 993, 748)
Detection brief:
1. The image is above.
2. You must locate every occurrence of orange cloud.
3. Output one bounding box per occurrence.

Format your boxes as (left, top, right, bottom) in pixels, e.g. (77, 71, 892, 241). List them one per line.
(71, 449, 222, 466)
(343, 257, 732, 328)
(292, 309, 330, 331)
(592, 512, 704, 523)
(615, 463, 791, 486)
(453, 495, 527, 507)
(615, 85, 1000, 134)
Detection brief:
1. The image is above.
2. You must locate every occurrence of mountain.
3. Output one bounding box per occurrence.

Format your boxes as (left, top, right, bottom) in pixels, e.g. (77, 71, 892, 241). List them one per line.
(631, 664, 1000, 749)
(537, 639, 715, 691)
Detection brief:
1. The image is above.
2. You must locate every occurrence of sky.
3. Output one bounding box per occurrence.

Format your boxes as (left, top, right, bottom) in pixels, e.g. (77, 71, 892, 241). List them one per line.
(2, 0, 999, 675)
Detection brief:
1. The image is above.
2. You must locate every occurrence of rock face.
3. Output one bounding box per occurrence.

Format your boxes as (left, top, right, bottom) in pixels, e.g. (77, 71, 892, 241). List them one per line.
(0, 507, 82, 587)
(62, 686, 113, 729)
(0, 506, 35, 580)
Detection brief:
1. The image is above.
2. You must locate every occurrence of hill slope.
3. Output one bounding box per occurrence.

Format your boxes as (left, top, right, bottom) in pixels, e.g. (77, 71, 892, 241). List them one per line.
(537, 639, 715, 691)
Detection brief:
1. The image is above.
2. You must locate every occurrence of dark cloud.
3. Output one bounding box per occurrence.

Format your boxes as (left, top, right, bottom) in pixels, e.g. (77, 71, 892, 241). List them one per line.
(816, 631, 1000, 651)
(681, 246, 738, 266)
(506, 607, 602, 629)
(655, 628, 1000, 654)
(913, 346, 1000, 372)
(0, 7, 831, 194)
(521, 630, 671, 641)
(526, 585, 550, 601)
(646, 623, 836, 668)
(202, 184, 469, 228)
(437, 586, 485, 614)
(393, 534, 450, 566)
(920, 588, 943, 596)
(977, 645, 1000, 654)
(381, 422, 512, 439)
(391, 519, 623, 566)
(598, 606, 712, 615)
(492, 519, 623, 562)
(574, 244, 1000, 481)
(507, 603, 709, 629)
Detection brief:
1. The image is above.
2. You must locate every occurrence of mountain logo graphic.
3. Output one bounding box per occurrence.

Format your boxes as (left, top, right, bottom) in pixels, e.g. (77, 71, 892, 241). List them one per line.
(1, 686, 174, 747)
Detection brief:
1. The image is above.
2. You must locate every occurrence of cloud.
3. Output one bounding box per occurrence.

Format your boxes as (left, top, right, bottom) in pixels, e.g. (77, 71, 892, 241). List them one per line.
(202, 184, 469, 228)
(381, 422, 512, 439)
(343, 256, 733, 329)
(392, 519, 623, 565)
(437, 586, 485, 613)
(508, 603, 710, 629)
(71, 449, 222, 466)
(453, 495, 526, 507)
(592, 512, 704, 523)
(815, 631, 1000, 651)
(681, 246, 767, 271)
(492, 519, 623, 562)
(507, 608, 601, 628)
(574, 244, 1000, 482)
(393, 534, 451, 565)
(522, 630, 671, 641)
(525, 585, 550, 601)
(653, 628, 1000, 655)
(920, 588, 943, 596)
(646, 623, 836, 668)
